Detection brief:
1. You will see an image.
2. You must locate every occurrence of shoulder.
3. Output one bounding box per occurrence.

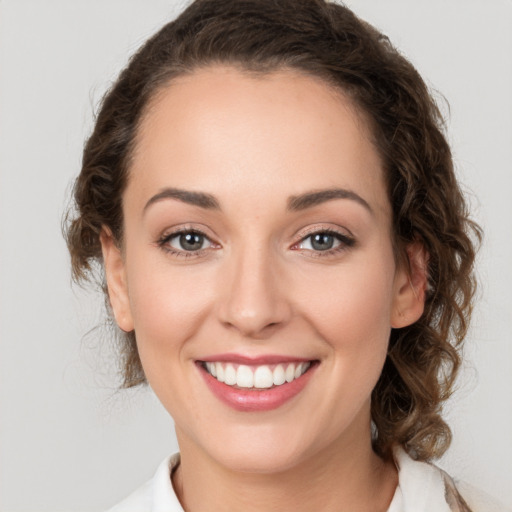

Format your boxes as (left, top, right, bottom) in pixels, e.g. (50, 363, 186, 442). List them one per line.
(391, 447, 510, 512)
(105, 454, 183, 512)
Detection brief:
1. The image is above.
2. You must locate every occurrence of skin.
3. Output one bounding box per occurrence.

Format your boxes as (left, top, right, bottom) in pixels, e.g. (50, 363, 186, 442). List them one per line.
(101, 66, 427, 511)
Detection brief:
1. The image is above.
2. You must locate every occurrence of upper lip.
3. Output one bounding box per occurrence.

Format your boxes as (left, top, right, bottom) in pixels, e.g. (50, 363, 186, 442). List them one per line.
(198, 353, 314, 365)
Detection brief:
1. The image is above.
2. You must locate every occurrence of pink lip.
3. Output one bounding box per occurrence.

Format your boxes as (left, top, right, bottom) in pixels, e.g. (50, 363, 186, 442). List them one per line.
(197, 360, 318, 412)
(200, 353, 312, 365)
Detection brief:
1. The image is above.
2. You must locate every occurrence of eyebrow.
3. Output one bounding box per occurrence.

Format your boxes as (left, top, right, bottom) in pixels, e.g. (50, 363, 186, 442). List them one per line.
(287, 188, 373, 214)
(143, 186, 372, 215)
(143, 187, 221, 213)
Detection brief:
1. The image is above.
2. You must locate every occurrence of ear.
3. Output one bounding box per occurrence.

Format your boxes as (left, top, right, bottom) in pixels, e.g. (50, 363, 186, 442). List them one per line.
(391, 241, 429, 329)
(100, 228, 134, 332)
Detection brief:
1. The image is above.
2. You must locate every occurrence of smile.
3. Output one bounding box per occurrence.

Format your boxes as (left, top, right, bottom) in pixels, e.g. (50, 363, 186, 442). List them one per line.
(197, 357, 318, 412)
(202, 361, 311, 389)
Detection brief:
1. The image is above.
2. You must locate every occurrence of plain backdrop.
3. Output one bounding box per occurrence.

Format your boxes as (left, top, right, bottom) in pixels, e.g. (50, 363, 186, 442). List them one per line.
(0, 1, 511, 510)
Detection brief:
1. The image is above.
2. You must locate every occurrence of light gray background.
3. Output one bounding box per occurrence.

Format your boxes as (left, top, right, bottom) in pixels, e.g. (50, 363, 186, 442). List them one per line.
(0, 1, 511, 510)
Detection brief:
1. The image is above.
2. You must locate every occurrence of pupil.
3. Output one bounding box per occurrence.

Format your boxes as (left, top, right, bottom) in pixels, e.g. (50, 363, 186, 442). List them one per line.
(180, 233, 203, 251)
(311, 233, 334, 250)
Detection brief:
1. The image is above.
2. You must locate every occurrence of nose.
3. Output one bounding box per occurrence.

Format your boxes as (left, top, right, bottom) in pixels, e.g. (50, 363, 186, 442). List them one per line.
(217, 245, 292, 338)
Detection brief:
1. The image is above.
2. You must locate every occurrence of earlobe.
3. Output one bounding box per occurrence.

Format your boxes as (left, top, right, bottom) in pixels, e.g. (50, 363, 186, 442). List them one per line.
(391, 242, 429, 329)
(100, 228, 134, 332)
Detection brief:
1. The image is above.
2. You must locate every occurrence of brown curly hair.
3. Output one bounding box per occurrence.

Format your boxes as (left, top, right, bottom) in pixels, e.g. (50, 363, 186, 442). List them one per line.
(64, 0, 481, 462)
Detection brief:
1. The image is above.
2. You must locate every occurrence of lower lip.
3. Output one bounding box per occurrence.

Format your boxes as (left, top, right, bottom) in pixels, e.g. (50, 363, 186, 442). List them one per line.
(198, 362, 317, 412)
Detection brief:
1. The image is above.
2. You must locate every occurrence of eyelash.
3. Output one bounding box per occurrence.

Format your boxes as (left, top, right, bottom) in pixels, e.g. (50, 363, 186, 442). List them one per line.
(156, 227, 356, 258)
(157, 228, 216, 258)
(291, 228, 356, 257)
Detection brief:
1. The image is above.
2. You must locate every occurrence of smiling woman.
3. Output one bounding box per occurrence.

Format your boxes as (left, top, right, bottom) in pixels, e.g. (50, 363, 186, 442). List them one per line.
(63, 1, 506, 511)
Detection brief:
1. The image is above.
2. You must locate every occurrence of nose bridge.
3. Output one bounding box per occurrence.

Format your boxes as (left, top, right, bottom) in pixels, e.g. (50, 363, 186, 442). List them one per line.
(218, 240, 290, 337)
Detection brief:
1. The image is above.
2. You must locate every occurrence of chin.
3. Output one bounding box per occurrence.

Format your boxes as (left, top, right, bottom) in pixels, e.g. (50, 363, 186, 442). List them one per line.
(217, 445, 306, 475)
(201, 423, 316, 475)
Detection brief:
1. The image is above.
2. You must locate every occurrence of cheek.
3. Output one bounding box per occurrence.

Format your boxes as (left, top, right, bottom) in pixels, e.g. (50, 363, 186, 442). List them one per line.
(125, 257, 216, 361)
(295, 253, 396, 360)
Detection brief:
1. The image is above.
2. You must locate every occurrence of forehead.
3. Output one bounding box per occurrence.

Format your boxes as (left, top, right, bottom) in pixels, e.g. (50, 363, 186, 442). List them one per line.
(129, 66, 388, 215)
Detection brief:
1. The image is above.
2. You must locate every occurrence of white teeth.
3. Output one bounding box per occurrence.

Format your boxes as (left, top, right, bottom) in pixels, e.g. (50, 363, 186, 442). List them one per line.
(204, 361, 312, 389)
(236, 365, 254, 388)
(216, 363, 225, 383)
(224, 364, 237, 385)
(273, 364, 286, 386)
(285, 364, 295, 383)
(254, 366, 274, 388)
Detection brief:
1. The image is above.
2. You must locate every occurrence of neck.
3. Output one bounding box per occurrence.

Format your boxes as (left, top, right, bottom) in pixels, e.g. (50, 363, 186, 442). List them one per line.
(172, 423, 398, 512)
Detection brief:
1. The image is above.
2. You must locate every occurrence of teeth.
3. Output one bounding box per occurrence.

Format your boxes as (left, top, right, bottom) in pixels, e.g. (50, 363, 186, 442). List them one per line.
(273, 364, 286, 386)
(205, 362, 215, 377)
(224, 364, 237, 385)
(236, 365, 254, 388)
(216, 363, 225, 383)
(204, 361, 311, 389)
(254, 366, 273, 388)
(285, 364, 295, 383)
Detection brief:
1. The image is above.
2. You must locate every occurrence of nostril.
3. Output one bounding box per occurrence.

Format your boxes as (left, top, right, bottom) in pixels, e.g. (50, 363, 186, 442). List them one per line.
(218, 304, 290, 338)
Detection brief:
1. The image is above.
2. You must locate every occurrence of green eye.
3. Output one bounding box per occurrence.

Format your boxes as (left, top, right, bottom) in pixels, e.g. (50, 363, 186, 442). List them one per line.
(165, 231, 213, 252)
(296, 230, 355, 254)
(299, 232, 341, 251)
(177, 232, 206, 251)
(309, 233, 336, 251)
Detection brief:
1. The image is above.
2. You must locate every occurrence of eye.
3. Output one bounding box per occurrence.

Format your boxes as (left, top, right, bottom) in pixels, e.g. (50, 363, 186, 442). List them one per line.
(301, 232, 339, 251)
(294, 229, 355, 254)
(159, 230, 215, 254)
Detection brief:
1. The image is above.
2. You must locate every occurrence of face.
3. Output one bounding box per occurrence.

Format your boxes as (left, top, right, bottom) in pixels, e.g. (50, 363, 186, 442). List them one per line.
(102, 66, 425, 473)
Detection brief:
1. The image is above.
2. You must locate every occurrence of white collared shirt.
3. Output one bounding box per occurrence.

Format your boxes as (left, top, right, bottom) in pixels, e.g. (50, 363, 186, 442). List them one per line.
(107, 449, 508, 512)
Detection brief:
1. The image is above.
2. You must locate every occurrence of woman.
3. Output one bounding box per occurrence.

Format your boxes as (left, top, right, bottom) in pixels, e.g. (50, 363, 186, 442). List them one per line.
(64, 0, 505, 510)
